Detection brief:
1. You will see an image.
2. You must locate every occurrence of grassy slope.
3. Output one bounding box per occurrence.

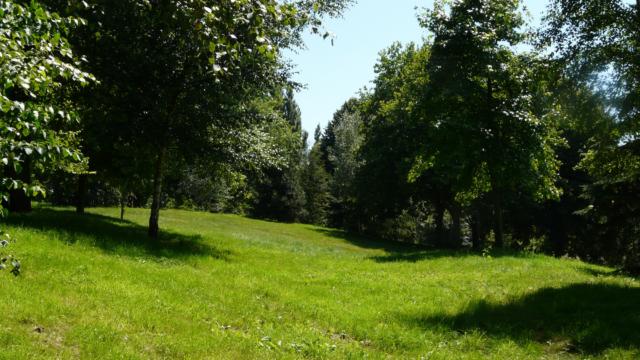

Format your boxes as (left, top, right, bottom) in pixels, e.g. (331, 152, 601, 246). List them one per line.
(0, 206, 638, 359)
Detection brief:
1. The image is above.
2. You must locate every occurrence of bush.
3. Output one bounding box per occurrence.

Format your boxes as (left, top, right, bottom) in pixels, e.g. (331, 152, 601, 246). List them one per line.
(0, 231, 20, 276)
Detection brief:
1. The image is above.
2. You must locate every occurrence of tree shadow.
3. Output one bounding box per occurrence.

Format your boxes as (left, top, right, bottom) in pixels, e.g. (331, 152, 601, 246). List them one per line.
(370, 249, 532, 263)
(578, 266, 639, 279)
(311, 228, 527, 262)
(405, 283, 640, 355)
(370, 250, 472, 263)
(310, 228, 426, 254)
(6, 208, 231, 261)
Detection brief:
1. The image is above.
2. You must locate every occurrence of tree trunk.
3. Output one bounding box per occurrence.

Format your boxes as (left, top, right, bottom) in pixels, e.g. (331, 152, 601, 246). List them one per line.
(493, 191, 504, 248)
(435, 204, 445, 247)
(148, 148, 166, 239)
(449, 203, 462, 248)
(3, 158, 31, 212)
(486, 73, 505, 248)
(471, 213, 483, 251)
(7, 157, 32, 212)
(75, 174, 88, 214)
(550, 210, 567, 256)
(120, 190, 126, 221)
(552, 231, 567, 256)
(9, 187, 31, 212)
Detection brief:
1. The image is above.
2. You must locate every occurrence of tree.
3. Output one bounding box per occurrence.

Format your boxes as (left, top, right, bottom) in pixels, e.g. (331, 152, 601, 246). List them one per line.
(542, 0, 638, 137)
(45, 0, 352, 238)
(326, 107, 363, 227)
(283, 87, 303, 133)
(414, 0, 562, 247)
(1, 0, 93, 276)
(302, 140, 331, 226)
(250, 89, 308, 222)
(542, 0, 639, 180)
(541, 0, 640, 270)
(354, 43, 435, 240)
(320, 98, 361, 173)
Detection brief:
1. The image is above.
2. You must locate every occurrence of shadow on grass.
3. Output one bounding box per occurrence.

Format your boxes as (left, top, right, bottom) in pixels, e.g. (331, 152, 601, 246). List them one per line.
(311, 228, 527, 262)
(7, 208, 231, 261)
(579, 266, 639, 279)
(370, 249, 534, 263)
(371, 250, 471, 263)
(405, 283, 640, 355)
(310, 228, 426, 254)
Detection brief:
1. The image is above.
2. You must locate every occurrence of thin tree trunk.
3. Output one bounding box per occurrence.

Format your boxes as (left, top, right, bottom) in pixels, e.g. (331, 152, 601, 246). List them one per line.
(552, 230, 567, 256)
(449, 203, 462, 248)
(75, 174, 88, 214)
(435, 204, 445, 247)
(148, 148, 166, 239)
(486, 74, 504, 248)
(493, 190, 504, 248)
(471, 213, 483, 251)
(120, 190, 126, 221)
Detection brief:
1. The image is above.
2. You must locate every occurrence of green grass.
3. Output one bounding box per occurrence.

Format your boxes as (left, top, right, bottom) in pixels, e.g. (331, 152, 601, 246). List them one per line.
(1, 206, 638, 359)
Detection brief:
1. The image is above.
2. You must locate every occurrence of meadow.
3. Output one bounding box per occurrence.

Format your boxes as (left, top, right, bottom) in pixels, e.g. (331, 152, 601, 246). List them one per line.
(1, 206, 638, 359)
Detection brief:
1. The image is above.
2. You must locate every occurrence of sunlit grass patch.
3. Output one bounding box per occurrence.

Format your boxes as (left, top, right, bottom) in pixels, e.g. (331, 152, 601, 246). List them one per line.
(1, 206, 638, 359)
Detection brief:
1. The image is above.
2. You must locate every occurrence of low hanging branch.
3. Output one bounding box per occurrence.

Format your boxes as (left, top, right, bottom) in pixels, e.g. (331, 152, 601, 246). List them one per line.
(0, 228, 20, 276)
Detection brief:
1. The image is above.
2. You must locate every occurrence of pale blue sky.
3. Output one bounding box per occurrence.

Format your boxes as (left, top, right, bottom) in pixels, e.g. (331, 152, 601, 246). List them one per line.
(286, 0, 550, 136)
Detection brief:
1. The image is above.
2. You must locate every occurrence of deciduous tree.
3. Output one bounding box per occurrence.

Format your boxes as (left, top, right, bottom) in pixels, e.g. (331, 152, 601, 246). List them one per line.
(1, 0, 93, 275)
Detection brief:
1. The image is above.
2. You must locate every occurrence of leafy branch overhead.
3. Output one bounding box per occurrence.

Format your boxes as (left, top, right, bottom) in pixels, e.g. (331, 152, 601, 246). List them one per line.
(1, 0, 95, 276)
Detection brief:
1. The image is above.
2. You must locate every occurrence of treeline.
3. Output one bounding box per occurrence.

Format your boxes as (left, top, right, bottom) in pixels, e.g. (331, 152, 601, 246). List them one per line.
(238, 0, 639, 272)
(2, 0, 638, 274)
(331, 0, 638, 271)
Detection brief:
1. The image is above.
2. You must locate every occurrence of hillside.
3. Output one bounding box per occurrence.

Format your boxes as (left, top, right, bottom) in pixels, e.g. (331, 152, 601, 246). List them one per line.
(1, 207, 638, 359)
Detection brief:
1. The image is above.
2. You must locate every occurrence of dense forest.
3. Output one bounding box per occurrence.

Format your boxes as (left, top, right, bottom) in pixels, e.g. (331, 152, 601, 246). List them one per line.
(2, 0, 639, 276)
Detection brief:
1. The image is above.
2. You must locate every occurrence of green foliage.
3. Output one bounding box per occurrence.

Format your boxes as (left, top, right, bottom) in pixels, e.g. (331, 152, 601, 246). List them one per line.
(310, 98, 366, 228)
(155, 87, 308, 221)
(541, 0, 640, 270)
(340, 1, 576, 251)
(343, 0, 564, 248)
(165, 162, 250, 214)
(354, 43, 430, 235)
(0, 0, 94, 276)
(41, 0, 353, 237)
(0, 231, 20, 276)
(326, 108, 363, 226)
(541, 0, 639, 178)
(282, 87, 303, 133)
(417, 0, 562, 203)
(542, 0, 639, 179)
(0, 0, 92, 196)
(303, 142, 331, 225)
(319, 98, 361, 171)
(249, 91, 308, 222)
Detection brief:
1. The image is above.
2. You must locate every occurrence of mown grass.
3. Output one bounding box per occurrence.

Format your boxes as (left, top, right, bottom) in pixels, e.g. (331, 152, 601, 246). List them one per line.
(1, 206, 638, 359)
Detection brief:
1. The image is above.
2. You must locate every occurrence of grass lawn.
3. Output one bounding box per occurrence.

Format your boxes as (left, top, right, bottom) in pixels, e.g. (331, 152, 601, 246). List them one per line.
(1, 206, 638, 359)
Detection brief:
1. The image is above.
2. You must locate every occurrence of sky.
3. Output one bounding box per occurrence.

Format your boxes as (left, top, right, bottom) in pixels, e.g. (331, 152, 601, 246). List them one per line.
(285, 0, 550, 136)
